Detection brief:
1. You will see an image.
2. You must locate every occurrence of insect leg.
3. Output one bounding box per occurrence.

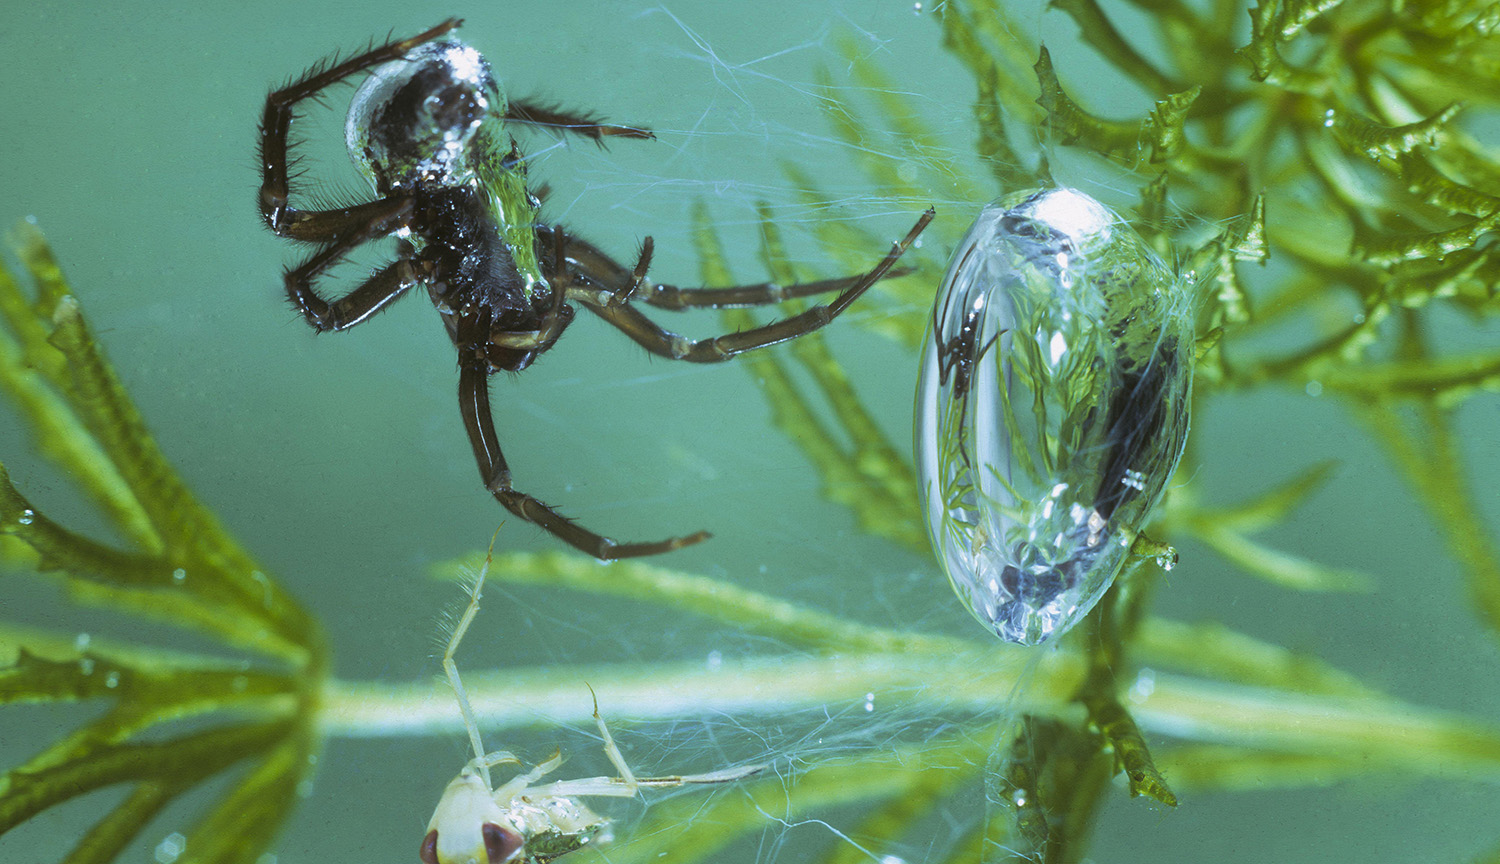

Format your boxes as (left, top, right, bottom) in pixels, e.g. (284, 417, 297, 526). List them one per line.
(443, 527, 503, 788)
(587, 686, 639, 795)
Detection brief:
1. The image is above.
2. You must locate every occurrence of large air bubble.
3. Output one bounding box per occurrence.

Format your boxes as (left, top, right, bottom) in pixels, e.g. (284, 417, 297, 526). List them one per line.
(915, 188, 1194, 645)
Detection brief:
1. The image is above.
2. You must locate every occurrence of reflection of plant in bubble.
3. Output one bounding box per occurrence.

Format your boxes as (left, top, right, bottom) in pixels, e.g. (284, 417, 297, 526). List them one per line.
(4, 2, 1500, 863)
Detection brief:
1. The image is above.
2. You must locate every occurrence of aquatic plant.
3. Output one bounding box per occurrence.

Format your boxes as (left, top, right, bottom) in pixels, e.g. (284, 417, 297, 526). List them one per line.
(686, 0, 1500, 859)
(1, 218, 1497, 861)
(3, 0, 1500, 862)
(0, 221, 327, 863)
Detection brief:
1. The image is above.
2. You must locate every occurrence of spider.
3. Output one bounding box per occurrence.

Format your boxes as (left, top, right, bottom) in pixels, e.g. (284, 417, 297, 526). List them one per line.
(258, 19, 934, 559)
(421, 529, 763, 864)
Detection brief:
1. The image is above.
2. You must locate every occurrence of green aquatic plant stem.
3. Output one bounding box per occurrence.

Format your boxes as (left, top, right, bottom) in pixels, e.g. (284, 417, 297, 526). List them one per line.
(315, 657, 1500, 788)
(432, 550, 960, 655)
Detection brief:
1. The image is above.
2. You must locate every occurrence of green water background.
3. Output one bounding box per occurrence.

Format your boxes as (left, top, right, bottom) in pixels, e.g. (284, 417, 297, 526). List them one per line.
(1, 1, 1498, 862)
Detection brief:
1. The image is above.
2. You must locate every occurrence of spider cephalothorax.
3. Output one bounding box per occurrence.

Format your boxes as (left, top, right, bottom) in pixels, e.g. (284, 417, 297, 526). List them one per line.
(259, 19, 933, 559)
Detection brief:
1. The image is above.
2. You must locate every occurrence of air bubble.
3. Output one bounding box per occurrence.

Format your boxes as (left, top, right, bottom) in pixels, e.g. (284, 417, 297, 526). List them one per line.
(1128, 668, 1157, 703)
(172, 568, 187, 583)
(154, 832, 187, 864)
(16, 509, 34, 526)
(74, 632, 90, 652)
(916, 189, 1194, 645)
(104, 671, 121, 688)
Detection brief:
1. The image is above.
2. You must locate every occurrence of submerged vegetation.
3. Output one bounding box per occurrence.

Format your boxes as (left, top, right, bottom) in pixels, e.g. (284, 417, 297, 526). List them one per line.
(2, 1, 1500, 863)
(0, 222, 327, 862)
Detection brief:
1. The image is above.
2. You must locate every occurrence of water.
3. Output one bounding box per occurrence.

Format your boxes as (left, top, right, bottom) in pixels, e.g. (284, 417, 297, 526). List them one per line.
(2, 2, 1498, 863)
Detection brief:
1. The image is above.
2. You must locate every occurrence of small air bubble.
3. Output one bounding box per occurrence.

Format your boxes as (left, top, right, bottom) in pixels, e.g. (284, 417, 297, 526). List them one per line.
(172, 568, 187, 583)
(16, 509, 35, 525)
(864, 691, 876, 712)
(74, 633, 90, 651)
(1012, 791, 1028, 808)
(105, 671, 121, 688)
(153, 832, 187, 864)
(1128, 668, 1157, 704)
(1305, 381, 1323, 397)
(79, 658, 95, 675)
(1352, 312, 1366, 324)
(1323, 108, 1336, 128)
(913, 2, 922, 12)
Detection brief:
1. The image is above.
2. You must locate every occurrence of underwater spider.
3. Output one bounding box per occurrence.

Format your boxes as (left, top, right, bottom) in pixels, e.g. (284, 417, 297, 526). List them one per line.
(258, 19, 933, 559)
(422, 530, 763, 864)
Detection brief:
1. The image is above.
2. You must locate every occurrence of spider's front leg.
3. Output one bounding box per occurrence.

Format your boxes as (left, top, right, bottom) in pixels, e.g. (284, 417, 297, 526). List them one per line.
(257, 18, 460, 238)
(504, 101, 654, 143)
(455, 314, 710, 561)
(259, 21, 459, 331)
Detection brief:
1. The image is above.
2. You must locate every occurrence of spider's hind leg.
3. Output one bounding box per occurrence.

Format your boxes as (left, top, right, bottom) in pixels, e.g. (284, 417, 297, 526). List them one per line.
(455, 356, 710, 561)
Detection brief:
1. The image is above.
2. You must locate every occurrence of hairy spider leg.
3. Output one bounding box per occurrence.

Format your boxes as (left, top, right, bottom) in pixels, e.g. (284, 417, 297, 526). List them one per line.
(257, 21, 461, 329)
(503, 102, 655, 142)
(456, 307, 711, 561)
(457, 228, 709, 560)
(281, 207, 420, 332)
(543, 226, 918, 311)
(258, 18, 461, 235)
(561, 209, 935, 363)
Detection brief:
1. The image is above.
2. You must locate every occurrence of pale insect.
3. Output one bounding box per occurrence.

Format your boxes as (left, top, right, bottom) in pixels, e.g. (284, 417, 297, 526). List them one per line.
(915, 188, 1194, 645)
(421, 533, 764, 864)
